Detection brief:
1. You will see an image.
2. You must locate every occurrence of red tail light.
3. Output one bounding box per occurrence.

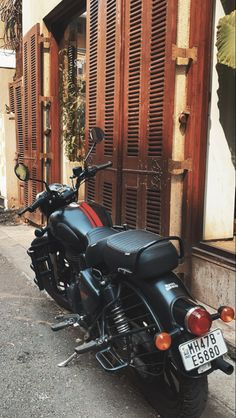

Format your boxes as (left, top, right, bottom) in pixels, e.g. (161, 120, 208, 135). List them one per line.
(185, 307, 212, 336)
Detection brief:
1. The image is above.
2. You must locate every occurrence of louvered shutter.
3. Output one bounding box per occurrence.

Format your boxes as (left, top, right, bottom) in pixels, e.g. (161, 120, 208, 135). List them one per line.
(23, 24, 42, 224)
(86, 0, 177, 233)
(121, 0, 177, 235)
(86, 0, 122, 222)
(9, 79, 25, 205)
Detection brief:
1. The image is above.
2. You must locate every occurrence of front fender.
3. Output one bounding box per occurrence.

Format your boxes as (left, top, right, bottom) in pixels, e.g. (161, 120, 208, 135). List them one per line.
(128, 272, 194, 331)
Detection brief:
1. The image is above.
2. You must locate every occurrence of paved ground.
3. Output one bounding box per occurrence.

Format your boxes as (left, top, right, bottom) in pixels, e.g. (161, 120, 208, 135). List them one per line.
(0, 224, 235, 418)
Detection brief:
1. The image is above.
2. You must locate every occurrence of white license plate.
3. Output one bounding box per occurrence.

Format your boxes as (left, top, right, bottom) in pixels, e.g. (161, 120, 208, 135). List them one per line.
(179, 329, 227, 371)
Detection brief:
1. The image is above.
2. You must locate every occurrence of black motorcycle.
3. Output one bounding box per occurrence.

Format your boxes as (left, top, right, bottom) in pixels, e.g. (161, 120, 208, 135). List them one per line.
(14, 127, 234, 418)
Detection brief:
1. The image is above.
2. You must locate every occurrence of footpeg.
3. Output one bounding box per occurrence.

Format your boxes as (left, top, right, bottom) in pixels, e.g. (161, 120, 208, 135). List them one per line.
(51, 319, 75, 331)
(96, 347, 128, 371)
(57, 340, 101, 368)
(51, 314, 81, 331)
(75, 340, 100, 354)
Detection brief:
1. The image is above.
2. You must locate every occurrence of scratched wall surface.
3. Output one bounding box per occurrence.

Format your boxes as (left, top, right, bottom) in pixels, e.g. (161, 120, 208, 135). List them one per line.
(191, 255, 235, 309)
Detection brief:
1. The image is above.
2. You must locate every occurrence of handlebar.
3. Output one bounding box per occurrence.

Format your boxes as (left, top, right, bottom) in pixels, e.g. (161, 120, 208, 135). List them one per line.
(18, 161, 112, 216)
(88, 161, 112, 176)
(18, 196, 45, 216)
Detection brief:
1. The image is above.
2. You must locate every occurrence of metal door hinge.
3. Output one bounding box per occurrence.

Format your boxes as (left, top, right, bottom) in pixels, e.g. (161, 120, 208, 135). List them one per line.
(38, 35, 50, 46)
(168, 158, 192, 174)
(172, 44, 198, 65)
(39, 152, 53, 160)
(39, 96, 53, 103)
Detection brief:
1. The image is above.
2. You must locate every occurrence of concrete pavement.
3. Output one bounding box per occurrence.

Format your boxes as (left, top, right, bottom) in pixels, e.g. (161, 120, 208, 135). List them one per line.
(0, 223, 235, 417)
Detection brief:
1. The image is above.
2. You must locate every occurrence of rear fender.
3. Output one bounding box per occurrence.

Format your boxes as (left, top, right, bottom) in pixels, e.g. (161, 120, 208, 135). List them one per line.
(129, 272, 194, 331)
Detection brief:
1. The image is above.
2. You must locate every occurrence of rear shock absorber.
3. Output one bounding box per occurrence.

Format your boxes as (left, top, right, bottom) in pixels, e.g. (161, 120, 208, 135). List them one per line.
(110, 303, 130, 335)
(103, 284, 130, 349)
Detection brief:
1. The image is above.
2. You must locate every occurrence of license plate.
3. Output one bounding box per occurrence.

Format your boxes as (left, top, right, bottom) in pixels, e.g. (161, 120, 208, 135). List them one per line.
(179, 329, 227, 371)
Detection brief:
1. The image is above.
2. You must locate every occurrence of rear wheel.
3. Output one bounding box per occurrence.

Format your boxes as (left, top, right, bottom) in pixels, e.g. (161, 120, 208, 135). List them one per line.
(136, 362, 208, 418)
(109, 282, 208, 418)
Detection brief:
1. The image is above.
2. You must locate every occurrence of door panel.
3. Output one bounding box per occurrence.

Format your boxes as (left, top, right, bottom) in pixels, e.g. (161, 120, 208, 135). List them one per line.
(86, 0, 177, 234)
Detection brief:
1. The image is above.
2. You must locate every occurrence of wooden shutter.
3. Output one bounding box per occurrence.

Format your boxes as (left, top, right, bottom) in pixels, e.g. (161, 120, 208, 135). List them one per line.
(22, 23, 42, 224)
(86, 0, 122, 222)
(9, 79, 25, 205)
(121, 0, 177, 235)
(86, 0, 177, 234)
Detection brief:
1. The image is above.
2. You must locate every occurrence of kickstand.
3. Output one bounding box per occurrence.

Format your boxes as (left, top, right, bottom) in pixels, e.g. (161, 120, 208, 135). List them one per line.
(57, 352, 78, 367)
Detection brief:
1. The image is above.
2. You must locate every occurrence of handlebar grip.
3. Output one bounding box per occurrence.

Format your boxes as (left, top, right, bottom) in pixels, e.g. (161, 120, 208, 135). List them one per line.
(96, 161, 113, 171)
(18, 196, 45, 216)
(18, 207, 30, 216)
(30, 197, 45, 211)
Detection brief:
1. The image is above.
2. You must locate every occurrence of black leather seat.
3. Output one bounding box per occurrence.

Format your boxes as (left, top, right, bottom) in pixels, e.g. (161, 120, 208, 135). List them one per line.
(86, 229, 179, 279)
(85, 227, 119, 267)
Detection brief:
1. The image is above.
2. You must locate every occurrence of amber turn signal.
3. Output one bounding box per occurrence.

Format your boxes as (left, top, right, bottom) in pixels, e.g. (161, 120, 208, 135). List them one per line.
(219, 306, 235, 323)
(154, 332, 172, 351)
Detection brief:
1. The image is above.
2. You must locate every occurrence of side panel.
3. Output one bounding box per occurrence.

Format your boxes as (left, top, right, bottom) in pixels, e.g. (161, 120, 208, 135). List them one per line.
(128, 273, 193, 330)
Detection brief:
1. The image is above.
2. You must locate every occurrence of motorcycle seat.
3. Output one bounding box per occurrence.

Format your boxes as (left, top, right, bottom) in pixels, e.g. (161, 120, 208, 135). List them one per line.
(104, 230, 179, 279)
(86, 229, 179, 279)
(85, 226, 119, 267)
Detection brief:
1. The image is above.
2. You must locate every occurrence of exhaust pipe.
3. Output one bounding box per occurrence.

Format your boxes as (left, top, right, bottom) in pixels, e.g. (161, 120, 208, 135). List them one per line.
(214, 357, 234, 375)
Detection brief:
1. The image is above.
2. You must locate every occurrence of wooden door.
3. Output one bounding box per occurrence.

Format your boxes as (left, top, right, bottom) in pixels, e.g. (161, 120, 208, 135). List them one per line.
(86, 0, 123, 222)
(86, 0, 177, 234)
(21, 23, 43, 224)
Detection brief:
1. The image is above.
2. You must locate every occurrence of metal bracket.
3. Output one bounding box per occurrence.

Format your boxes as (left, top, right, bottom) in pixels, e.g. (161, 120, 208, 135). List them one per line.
(38, 35, 50, 46)
(39, 96, 53, 103)
(172, 44, 198, 66)
(168, 158, 192, 174)
(39, 152, 53, 160)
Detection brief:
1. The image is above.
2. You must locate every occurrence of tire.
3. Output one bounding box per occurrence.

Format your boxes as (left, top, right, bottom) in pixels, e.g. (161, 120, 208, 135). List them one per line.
(41, 274, 71, 311)
(111, 281, 208, 418)
(138, 367, 208, 418)
(37, 251, 72, 311)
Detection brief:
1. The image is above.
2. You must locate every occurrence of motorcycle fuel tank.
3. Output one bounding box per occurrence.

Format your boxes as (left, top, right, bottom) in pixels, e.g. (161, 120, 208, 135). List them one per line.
(49, 202, 109, 252)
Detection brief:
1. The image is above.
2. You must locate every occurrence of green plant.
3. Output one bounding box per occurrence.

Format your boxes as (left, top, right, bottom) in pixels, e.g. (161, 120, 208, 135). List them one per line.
(216, 10, 236, 69)
(0, 0, 22, 50)
(59, 47, 85, 162)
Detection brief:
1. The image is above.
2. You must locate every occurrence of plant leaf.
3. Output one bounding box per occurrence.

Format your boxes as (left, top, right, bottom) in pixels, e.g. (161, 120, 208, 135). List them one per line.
(216, 10, 236, 69)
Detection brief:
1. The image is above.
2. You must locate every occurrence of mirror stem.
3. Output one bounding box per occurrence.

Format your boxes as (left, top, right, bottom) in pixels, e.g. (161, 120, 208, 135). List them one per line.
(28, 177, 51, 193)
(84, 143, 96, 166)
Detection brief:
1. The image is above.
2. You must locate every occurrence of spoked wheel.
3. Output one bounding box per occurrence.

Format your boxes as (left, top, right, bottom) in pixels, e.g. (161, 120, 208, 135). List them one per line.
(111, 282, 208, 418)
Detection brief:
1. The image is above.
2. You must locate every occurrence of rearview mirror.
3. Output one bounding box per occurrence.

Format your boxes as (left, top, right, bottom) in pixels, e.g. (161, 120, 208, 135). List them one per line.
(14, 163, 30, 182)
(89, 127, 105, 144)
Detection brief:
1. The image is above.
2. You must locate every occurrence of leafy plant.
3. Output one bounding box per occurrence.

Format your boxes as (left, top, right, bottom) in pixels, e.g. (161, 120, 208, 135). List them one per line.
(0, 0, 22, 50)
(216, 10, 236, 69)
(59, 47, 85, 162)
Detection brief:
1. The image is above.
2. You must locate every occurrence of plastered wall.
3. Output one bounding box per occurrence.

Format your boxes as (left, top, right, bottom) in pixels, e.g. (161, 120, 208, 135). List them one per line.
(0, 68, 18, 208)
(22, 0, 62, 35)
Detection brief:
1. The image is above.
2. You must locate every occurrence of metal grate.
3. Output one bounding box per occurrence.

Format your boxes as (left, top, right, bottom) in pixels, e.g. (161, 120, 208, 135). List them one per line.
(105, 282, 163, 376)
